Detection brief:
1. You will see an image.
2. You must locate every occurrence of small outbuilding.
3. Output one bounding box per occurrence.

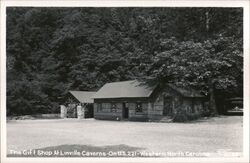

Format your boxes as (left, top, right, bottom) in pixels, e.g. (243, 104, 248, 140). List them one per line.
(61, 91, 96, 119)
(92, 80, 205, 121)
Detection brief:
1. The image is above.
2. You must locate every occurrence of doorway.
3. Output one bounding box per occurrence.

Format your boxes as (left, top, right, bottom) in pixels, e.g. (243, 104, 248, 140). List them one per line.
(85, 104, 94, 118)
(67, 104, 77, 118)
(163, 97, 173, 116)
(122, 103, 129, 119)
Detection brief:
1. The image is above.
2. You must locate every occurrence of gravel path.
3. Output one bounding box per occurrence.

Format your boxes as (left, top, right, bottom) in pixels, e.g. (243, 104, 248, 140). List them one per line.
(7, 116, 243, 157)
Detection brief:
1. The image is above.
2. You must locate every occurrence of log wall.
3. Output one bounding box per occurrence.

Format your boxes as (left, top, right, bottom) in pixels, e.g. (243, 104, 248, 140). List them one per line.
(93, 86, 205, 121)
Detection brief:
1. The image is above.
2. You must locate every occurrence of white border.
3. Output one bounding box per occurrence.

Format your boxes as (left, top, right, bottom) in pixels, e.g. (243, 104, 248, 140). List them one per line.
(1, 0, 249, 163)
(0, 0, 249, 7)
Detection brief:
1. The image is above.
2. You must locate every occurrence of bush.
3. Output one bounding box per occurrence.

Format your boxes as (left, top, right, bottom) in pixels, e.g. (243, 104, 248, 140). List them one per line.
(172, 110, 188, 122)
(201, 110, 211, 117)
(172, 110, 201, 122)
(187, 113, 201, 120)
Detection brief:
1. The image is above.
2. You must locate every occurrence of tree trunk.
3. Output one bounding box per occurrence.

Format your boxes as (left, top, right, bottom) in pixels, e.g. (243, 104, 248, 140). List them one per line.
(209, 84, 218, 116)
(205, 9, 217, 116)
(205, 10, 210, 33)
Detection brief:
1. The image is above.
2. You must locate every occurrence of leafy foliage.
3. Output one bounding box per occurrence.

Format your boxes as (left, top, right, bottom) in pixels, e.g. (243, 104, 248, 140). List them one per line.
(6, 7, 243, 115)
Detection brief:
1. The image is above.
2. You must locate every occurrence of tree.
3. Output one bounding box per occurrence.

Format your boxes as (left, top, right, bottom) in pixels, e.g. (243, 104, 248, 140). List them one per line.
(6, 7, 243, 116)
(141, 36, 242, 115)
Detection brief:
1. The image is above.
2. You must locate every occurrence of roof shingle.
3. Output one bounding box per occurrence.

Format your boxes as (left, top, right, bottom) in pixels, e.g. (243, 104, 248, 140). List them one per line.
(92, 80, 204, 99)
(69, 91, 96, 103)
(92, 80, 154, 99)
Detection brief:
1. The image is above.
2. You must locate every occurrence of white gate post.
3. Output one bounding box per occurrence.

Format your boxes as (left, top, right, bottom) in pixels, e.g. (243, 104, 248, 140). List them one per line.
(60, 105, 67, 118)
(77, 105, 85, 119)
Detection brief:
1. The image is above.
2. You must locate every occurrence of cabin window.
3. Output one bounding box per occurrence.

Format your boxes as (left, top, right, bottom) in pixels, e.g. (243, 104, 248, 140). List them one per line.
(135, 103, 143, 113)
(97, 103, 102, 112)
(101, 103, 111, 111)
(111, 103, 117, 112)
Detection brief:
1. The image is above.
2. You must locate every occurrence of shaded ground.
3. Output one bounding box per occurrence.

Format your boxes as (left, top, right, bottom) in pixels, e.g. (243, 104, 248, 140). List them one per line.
(7, 116, 243, 157)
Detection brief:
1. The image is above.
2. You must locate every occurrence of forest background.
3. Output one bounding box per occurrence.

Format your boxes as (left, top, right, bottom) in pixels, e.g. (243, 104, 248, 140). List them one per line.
(6, 7, 243, 115)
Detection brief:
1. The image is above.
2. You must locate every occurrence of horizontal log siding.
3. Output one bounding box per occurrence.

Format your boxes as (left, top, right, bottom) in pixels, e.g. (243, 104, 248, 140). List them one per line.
(182, 99, 192, 113)
(94, 102, 122, 120)
(128, 102, 149, 121)
(151, 94, 164, 115)
(94, 98, 149, 121)
(149, 86, 183, 116)
(194, 100, 203, 114)
(93, 85, 205, 121)
(182, 98, 204, 115)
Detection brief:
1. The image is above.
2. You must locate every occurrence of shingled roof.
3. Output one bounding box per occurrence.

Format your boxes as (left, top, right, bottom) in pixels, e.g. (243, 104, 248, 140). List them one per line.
(69, 91, 96, 103)
(92, 80, 155, 99)
(92, 80, 204, 99)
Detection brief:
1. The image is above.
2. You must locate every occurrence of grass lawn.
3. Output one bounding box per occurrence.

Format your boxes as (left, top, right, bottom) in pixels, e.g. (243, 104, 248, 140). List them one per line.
(7, 116, 243, 157)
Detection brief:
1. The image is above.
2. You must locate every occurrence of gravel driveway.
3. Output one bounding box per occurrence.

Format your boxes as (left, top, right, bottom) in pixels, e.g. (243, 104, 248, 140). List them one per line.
(7, 116, 243, 157)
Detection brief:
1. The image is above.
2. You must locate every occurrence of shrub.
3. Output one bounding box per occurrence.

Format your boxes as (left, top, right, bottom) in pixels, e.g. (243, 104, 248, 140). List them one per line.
(187, 113, 201, 120)
(172, 110, 188, 122)
(200, 109, 212, 117)
(172, 110, 201, 122)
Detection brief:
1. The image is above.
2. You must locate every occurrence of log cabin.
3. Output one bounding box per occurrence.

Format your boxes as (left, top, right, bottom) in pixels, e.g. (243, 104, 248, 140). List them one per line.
(92, 80, 205, 121)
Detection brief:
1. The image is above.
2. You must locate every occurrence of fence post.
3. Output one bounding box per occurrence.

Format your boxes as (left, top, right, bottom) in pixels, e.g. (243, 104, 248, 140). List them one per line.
(77, 105, 85, 119)
(60, 105, 67, 118)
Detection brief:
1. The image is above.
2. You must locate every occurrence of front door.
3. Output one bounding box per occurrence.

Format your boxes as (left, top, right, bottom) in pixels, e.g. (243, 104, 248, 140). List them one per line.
(122, 103, 129, 119)
(163, 97, 173, 116)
